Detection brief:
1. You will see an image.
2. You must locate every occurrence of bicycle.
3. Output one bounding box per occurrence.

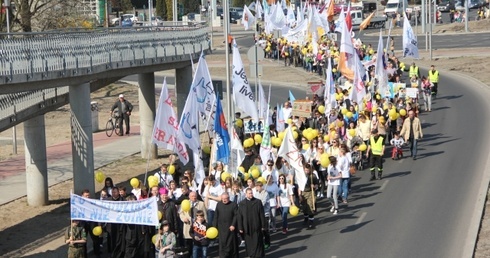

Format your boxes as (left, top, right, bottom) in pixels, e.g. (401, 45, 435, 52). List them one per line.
(105, 112, 121, 137)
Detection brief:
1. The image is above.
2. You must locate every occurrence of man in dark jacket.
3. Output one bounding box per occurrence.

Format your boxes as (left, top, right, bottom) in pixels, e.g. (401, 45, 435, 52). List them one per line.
(111, 94, 133, 136)
(157, 188, 180, 239)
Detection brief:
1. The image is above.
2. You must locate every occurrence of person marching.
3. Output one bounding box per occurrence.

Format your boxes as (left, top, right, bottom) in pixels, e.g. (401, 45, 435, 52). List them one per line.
(400, 110, 424, 160)
(299, 164, 319, 229)
(409, 62, 420, 79)
(366, 129, 385, 180)
(428, 65, 440, 98)
(65, 220, 87, 258)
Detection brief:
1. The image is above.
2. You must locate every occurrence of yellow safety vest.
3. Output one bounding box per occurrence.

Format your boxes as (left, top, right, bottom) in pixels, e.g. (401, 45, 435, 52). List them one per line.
(409, 66, 419, 77)
(429, 70, 439, 83)
(370, 136, 384, 156)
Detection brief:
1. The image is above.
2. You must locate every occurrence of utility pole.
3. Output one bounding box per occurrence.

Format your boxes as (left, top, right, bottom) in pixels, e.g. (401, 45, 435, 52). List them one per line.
(464, 0, 469, 32)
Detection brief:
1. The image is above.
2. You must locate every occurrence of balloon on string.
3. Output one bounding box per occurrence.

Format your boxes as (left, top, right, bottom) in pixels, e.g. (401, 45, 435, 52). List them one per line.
(148, 175, 158, 188)
(311, 129, 319, 138)
(341, 108, 348, 115)
(92, 226, 103, 236)
(238, 166, 245, 173)
(202, 146, 211, 155)
(320, 153, 330, 167)
(346, 111, 353, 118)
(388, 108, 397, 117)
(348, 129, 356, 137)
(292, 131, 299, 139)
(302, 143, 310, 151)
(254, 134, 262, 144)
(359, 144, 367, 152)
(257, 177, 266, 184)
(181, 200, 191, 212)
(287, 118, 293, 125)
(152, 234, 158, 245)
(251, 168, 261, 179)
(168, 165, 176, 175)
(399, 109, 407, 116)
(278, 131, 285, 140)
(95, 171, 105, 183)
(289, 206, 299, 216)
(206, 227, 219, 239)
(323, 135, 330, 142)
(221, 172, 231, 182)
(244, 172, 251, 180)
(318, 105, 325, 114)
(235, 119, 243, 128)
(130, 178, 139, 188)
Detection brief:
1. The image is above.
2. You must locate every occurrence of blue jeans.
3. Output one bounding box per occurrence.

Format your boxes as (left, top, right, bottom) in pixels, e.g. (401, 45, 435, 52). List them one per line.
(410, 139, 418, 157)
(341, 178, 350, 201)
(192, 245, 207, 258)
(207, 210, 215, 227)
(306, 62, 312, 72)
(281, 207, 289, 229)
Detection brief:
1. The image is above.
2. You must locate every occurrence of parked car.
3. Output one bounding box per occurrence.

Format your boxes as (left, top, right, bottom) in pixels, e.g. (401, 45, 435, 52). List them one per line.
(150, 16, 164, 25)
(217, 7, 223, 19)
(437, 0, 455, 12)
(111, 14, 138, 26)
(121, 18, 133, 27)
(230, 11, 241, 24)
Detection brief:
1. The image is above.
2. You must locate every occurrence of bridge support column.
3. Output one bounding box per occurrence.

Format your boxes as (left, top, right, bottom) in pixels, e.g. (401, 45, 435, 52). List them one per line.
(24, 115, 48, 206)
(69, 83, 95, 195)
(175, 65, 193, 118)
(138, 72, 157, 159)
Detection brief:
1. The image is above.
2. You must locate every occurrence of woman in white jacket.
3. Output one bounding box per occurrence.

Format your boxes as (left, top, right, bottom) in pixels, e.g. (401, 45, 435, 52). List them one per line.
(326, 156, 342, 215)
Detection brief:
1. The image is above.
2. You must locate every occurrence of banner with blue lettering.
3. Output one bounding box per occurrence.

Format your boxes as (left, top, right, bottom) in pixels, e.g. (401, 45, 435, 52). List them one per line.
(214, 96, 230, 164)
(70, 194, 159, 226)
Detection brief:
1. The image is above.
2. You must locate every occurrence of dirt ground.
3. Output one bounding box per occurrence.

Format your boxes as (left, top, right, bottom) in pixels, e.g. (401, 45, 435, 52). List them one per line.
(1, 20, 490, 257)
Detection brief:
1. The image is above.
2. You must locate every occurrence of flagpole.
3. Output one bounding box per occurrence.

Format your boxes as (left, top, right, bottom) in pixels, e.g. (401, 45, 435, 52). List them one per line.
(224, 0, 232, 133)
(385, 19, 393, 59)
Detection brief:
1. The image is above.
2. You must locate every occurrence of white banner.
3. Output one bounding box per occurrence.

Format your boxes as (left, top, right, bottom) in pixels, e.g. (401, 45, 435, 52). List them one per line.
(178, 89, 201, 154)
(232, 39, 259, 122)
(278, 127, 306, 191)
(191, 56, 216, 132)
(242, 5, 256, 30)
(70, 194, 159, 226)
(152, 78, 189, 165)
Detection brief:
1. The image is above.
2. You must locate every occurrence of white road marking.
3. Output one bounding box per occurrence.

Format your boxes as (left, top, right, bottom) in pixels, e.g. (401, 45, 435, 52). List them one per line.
(380, 179, 389, 191)
(356, 212, 367, 225)
(331, 256, 338, 258)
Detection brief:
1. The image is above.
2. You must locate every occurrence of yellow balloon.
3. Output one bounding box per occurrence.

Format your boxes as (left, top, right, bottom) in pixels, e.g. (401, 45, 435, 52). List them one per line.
(287, 118, 293, 125)
(152, 234, 158, 245)
(346, 111, 353, 118)
(244, 172, 251, 180)
(292, 131, 299, 140)
(257, 177, 266, 184)
(206, 227, 219, 239)
(399, 109, 407, 116)
(238, 166, 245, 173)
(289, 205, 299, 216)
(148, 175, 158, 188)
(221, 172, 231, 182)
(235, 119, 243, 128)
(379, 116, 386, 124)
(181, 199, 191, 212)
(318, 105, 325, 114)
(92, 226, 103, 236)
(273, 137, 282, 147)
(341, 108, 348, 115)
(312, 129, 319, 138)
(320, 153, 330, 167)
(278, 131, 285, 140)
(168, 165, 176, 175)
(254, 134, 262, 144)
(130, 178, 139, 188)
(359, 144, 367, 152)
(349, 129, 356, 137)
(202, 146, 211, 155)
(302, 143, 310, 151)
(158, 211, 163, 220)
(95, 171, 105, 183)
(332, 68, 337, 73)
(251, 168, 261, 179)
(388, 108, 397, 117)
(323, 135, 330, 142)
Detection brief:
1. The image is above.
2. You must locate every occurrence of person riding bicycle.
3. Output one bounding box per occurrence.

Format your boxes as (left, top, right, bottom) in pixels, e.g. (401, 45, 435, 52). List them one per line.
(111, 94, 133, 136)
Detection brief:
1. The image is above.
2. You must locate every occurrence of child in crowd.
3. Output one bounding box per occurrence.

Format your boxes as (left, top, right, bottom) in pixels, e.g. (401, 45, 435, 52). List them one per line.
(190, 210, 209, 258)
(390, 131, 405, 160)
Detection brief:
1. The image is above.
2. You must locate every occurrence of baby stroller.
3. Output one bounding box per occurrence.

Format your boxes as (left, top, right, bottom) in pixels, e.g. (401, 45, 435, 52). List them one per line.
(350, 136, 365, 170)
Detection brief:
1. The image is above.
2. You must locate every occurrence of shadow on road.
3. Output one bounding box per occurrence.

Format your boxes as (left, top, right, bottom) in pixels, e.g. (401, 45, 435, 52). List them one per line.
(383, 171, 412, 179)
(340, 220, 373, 233)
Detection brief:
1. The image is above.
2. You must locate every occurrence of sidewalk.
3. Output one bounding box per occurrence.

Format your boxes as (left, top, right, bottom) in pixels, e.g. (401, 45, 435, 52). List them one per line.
(0, 126, 142, 205)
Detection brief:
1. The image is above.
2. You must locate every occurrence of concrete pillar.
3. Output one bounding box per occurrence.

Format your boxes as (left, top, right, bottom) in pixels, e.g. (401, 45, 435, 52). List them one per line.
(138, 72, 157, 159)
(24, 115, 48, 206)
(69, 83, 95, 195)
(175, 66, 193, 118)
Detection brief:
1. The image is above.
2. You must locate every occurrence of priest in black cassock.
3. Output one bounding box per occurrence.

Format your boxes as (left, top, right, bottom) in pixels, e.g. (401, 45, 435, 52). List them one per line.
(238, 188, 267, 258)
(213, 192, 239, 258)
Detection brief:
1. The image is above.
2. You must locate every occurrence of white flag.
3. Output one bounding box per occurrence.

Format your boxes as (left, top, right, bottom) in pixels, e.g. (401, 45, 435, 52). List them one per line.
(296, 6, 303, 23)
(152, 78, 190, 165)
(260, 85, 273, 164)
(286, 5, 296, 25)
(232, 39, 259, 122)
(242, 5, 256, 30)
(256, 0, 263, 20)
(193, 151, 205, 185)
(270, 2, 286, 29)
(402, 13, 419, 59)
(178, 89, 201, 154)
(278, 127, 306, 191)
(276, 104, 285, 132)
(191, 55, 216, 132)
(258, 82, 268, 119)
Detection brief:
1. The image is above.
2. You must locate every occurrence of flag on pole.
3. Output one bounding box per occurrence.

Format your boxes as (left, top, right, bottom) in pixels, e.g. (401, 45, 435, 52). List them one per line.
(258, 82, 268, 119)
(262, 0, 269, 15)
(152, 78, 190, 165)
(375, 30, 389, 97)
(286, 4, 296, 25)
(339, 18, 355, 81)
(256, 0, 263, 19)
(270, 2, 286, 29)
(360, 12, 375, 31)
(288, 90, 296, 103)
(178, 87, 201, 155)
(324, 57, 336, 109)
(232, 39, 259, 122)
(345, 4, 352, 32)
(278, 127, 306, 191)
(191, 55, 216, 132)
(276, 104, 285, 132)
(242, 5, 256, 30)
(327, 0, 335, 22)
(402, 13, 419, 59)
(230, 127, 245, 178)
(259, 85, 273, 164)
(214, 96, 230, 164)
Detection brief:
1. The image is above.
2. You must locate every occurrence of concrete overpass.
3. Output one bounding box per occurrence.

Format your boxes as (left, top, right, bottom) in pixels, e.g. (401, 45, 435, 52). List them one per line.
(0, 23, 211, 206)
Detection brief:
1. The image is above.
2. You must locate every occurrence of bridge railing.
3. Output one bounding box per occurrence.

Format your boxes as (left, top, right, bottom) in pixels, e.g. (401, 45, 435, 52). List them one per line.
(0, 23, 210, 85)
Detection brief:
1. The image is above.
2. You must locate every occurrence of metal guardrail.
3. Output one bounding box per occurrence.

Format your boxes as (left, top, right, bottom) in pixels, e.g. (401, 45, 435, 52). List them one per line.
(0, 24, 210, 85)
